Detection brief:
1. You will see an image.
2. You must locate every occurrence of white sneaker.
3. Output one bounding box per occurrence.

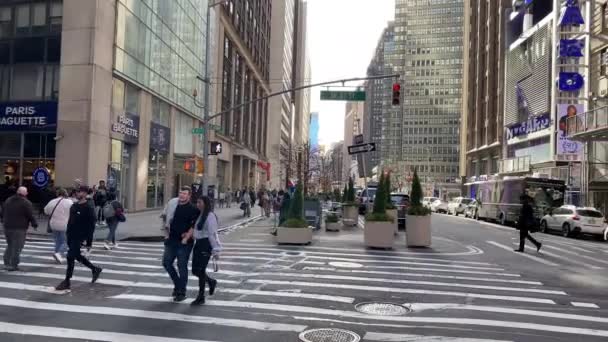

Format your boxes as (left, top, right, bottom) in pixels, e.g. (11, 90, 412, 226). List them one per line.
(113, 242, 119, 249)
(52, 253, 62, 264)
(103, 242, 111, 250)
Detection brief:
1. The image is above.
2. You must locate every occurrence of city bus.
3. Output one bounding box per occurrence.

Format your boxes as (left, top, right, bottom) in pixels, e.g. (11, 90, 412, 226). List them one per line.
(465, 176, 566, 226)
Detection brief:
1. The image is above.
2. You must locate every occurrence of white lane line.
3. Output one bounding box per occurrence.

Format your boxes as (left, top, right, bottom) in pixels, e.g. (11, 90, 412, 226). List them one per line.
(304, 255, 505, 270)
(364, 332, 512, 342)
(0, 278, 355, 304)
(113, 294, 608, 337)
(340, 269, 539, 285)
(0, 297, 306, 332)
(246, 280, 557, 304)
(249, 272, 562, 295)
(301, 265, 522, 277)
(542, 244, 608, 266)
(0, 321, 219, 342)
(410, 303, 608, 323)
(541, 238, 604, 254)
(486, 241, 559, 267)
(509, 242, 604, 270)
(571, 302, 600, 308)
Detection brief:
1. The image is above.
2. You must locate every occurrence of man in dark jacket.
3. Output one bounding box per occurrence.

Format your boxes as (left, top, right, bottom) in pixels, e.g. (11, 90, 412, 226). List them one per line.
(515, 195, 542, 253)
(1, 187, 38, 271)
(55, 186, 102, 291)
(94, 180, 108, 224)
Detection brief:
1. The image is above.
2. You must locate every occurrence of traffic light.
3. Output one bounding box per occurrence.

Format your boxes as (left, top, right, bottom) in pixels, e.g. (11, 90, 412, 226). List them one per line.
(210, 141, 222, 155)
(392, 83, 401, 106)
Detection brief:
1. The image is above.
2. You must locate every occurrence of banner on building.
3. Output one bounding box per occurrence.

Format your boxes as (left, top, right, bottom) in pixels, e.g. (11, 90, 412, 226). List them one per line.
(150, 123, 170, 152)
(0, 102, 58, 131)
(557, 104, 583, 160)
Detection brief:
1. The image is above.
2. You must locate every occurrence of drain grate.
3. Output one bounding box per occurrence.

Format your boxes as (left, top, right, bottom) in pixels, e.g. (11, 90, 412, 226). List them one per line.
(328, 261, 363, 268)
(299, 328, 360, 342)
(355, 302, 411, 316)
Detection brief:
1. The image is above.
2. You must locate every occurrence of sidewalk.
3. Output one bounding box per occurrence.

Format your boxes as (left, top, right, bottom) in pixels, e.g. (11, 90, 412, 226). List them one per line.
(1, 206, 257, 242)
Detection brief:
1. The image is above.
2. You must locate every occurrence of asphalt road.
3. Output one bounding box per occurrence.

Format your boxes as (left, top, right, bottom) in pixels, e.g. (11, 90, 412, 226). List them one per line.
(0, 213, 607, 342)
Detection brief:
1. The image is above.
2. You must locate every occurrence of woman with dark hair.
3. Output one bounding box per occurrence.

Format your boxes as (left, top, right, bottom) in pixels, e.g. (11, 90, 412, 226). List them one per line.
(103, 192, 124, 250)
(191, 196, 221, 305)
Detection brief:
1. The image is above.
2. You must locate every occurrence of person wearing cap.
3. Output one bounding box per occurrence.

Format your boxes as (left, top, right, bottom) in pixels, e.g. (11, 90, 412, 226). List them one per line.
(55, 186, 102, 291)
(1, 186, 38, 271)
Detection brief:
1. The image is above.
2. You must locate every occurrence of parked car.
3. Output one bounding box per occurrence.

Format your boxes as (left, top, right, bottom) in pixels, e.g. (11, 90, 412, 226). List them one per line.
(358, 186, 377, 215)
(422, 197, 439, 209)
(447, 197, 474, 216)
(390, 193, 410, 230)
(464, 200, 480, 219)
(540, 205, 607, 239)
(430, 199, 449, 213)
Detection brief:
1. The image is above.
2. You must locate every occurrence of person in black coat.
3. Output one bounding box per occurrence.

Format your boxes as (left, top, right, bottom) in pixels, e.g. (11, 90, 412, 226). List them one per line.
(515, 195, 542, 253)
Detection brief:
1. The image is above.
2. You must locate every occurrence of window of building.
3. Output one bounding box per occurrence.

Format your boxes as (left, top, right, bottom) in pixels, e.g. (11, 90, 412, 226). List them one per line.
(15, 5, 30, 35)
(23, 133, 55, 158)
(112, 78, 125, 109)
(0, 7, 11, 38)
(11, 64, 44, 100)
(0, 133, 21, 157)
(152, 97, 170, 127)
(32, 3, 46, 34)
(49, 2, 62, 32)
(125, 83, 139, 114)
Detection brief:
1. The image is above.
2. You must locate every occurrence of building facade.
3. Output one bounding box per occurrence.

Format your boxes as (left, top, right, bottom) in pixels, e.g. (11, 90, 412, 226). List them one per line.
(210, 0, 272, 195)
(393, 0, 464, 196)
(293, 0, 311, 146)
(343, 100, 364, 182)
(460, 0, 510, 182)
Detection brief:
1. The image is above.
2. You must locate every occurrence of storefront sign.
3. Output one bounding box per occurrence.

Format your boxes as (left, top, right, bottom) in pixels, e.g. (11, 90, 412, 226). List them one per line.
(559, 0, 584, 26)
(559, 39, 584, 57)
(558, 72, 584, 91)
(32, 167, 50, 188)
(111, 112, 139, 144)
(557, 104, 583, 159)
(0, 102, 58, 131)
(506, 113, 551, 140)
(257, 161, 271, 181)
(150, 123, 170, 152)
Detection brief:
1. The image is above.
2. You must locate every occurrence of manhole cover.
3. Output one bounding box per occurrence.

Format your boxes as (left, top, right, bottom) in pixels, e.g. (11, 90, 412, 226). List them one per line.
(299, 328, 360, 342)
(355, 302, 411, 316)
(328, 261, 363, 268)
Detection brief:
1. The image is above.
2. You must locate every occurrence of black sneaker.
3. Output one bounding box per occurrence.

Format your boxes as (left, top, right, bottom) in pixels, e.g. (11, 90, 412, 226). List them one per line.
(173, 294, 187, 302)
(91, 267, 102, 284)
(208, 278, 217, 296)
(171, 289, 177, 298)
(191, 294, 205, 306)
(55, 280, 70, 291)
(513, 249, 524, 253)
(537, 243, 542, 253)
(6, 266, 19, 272)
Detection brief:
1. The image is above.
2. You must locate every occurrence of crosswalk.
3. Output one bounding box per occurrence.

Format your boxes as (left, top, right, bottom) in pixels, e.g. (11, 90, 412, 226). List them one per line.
(0, 228, 607, 342)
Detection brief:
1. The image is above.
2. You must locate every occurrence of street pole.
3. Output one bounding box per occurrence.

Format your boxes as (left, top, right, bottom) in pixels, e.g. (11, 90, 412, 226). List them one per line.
(202, 3, 212, 195)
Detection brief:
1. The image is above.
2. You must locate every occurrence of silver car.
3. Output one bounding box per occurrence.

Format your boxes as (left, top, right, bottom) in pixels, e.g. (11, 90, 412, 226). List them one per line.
(540, 205, 607, 240)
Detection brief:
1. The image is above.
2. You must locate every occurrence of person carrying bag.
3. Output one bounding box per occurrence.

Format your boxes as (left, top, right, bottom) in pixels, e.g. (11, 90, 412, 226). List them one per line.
(44, 189, 73, 264)
(191, 196, 221, 306)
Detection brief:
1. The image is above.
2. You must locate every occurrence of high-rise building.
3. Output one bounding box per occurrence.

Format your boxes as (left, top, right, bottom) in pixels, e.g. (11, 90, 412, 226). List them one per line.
(343, 101, 364, 181)
(293, 0, 311, 146)
(364, 22, 394, 175)
(267, 0, 296, 188)
(308, 112, 319, 148)
(391, 0, 464, 194)
(460, 0, 510, 182)
(210, 0, 272, 193)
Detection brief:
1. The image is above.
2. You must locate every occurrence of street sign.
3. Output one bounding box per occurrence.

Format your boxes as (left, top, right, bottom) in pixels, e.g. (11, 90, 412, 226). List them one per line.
(191, 127, 204, 134)
(354, 134, 364, 144)
(320, 90, 366, 102)
(348, 143, 376, 155)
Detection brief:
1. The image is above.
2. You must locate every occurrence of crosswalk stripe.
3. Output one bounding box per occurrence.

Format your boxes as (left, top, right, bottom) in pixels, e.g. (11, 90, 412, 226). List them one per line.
(571, 302, 600, 308)
(0, 297, 307, 332)
(0, 321, 220, 342)
(363, 332, 513, 342)
(486, 241, 559, 267)
(333, 269, 540, 285)
(305, 264, 522, 277)
(303, 255, 505, 270)
(245, 280, 557, 304)
(542, 244, 608, 266)
(0, 281, 68, 294)
(509, 242, 604, 269)
(111, 294, 608, 337)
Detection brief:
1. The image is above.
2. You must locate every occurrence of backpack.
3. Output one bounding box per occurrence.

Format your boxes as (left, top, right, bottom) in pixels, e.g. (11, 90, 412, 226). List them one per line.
(103, 201, 116, 218)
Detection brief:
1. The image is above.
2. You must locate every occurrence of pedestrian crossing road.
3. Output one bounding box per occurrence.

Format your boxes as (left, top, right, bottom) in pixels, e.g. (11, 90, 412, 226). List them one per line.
(1, 215, 608, 342)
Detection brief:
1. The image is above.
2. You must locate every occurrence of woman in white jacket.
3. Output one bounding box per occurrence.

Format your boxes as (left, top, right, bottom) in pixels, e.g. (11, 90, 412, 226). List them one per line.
(44, 188, 73, 263)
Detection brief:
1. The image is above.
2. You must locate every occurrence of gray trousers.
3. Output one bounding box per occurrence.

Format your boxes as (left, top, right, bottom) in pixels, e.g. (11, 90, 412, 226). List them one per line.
(3, 229, 27, 268)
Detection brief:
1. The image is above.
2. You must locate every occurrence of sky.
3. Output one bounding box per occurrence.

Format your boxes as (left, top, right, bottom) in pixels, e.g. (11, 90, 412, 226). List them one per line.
(306, 0, 395, 147)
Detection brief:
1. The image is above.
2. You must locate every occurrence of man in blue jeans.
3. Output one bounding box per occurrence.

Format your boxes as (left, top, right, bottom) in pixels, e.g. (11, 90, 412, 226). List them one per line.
(162, 186, 199, 302)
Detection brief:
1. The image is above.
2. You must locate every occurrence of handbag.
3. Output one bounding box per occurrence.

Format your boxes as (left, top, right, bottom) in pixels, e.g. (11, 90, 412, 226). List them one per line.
(46, 198, 63, 233)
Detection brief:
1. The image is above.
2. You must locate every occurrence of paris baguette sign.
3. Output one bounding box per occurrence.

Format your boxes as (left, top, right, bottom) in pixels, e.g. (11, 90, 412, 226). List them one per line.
(0, 102, 58, 131)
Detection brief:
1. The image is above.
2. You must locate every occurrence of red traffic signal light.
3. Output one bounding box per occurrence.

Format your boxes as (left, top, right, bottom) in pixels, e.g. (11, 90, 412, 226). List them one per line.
(392, 83, 401, 106)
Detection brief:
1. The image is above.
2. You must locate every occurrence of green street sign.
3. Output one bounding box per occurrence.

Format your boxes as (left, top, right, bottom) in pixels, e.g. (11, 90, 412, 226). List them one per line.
(191, 128, 204, 134)
(320, 90, 366, 102)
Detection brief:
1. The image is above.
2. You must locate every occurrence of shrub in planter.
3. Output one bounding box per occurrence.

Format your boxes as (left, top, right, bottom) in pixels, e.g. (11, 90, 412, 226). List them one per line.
(364, 171, 395, 248)
(325, 213, 341, 231)
(406, 170, 431, 247)
(342, 177, 358, 226)
(277, 183, 312, 244)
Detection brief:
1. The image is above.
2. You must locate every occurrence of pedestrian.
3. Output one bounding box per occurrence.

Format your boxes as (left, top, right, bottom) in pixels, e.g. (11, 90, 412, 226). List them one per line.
(54, 186, 103, 291)
(263, 190, 271, 217)
(44, 188, 73, 264)
(218, 191, 225, 208)
(83, 187, 96, 257)
(190, 196, 221, 305)
(249, 187, 256, 207)
(241, 190, 251, 218)
(94, 180, 108, 225)
(103, 192, 125, 250)
(225, 188, 232, 208)
(1, 187, 38, 271)
(162, 186, 199, 302)
(279, 190, 291, 226)
(514, 195, 542, 253)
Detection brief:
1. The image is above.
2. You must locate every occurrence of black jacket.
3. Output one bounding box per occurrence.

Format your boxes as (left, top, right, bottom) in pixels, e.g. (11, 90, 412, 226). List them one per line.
(0, 194, 37, 230)
(518, 202, 535, 230)
(67, 201, 96, 242)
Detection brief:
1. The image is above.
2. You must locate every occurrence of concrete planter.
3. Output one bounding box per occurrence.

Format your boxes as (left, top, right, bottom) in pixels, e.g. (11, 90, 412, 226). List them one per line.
(342, 205, 358, 226)
(406, 215, 431, 247)
(387, 209, 398, 235)
(364, 220, 394, 249)
(276, 227, 313, 245)
(326, 222, 341, 232)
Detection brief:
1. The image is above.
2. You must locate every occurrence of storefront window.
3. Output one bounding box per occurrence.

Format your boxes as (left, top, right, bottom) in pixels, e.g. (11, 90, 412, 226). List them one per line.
(152, 97, 170, 126)
(0, 159, 20, 187)
(0, 133, 21, 157)
(23, 133, 55, 158)
(147, 150, 167, 208)
(109, 139, 133, 209)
